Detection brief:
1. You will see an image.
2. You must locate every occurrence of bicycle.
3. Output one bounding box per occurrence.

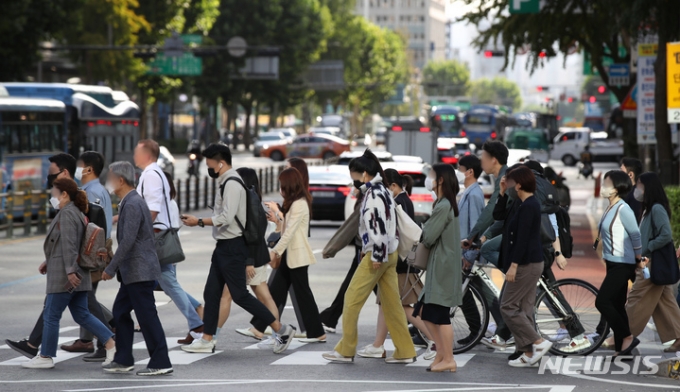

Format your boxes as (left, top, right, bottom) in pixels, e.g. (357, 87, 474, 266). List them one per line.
(451, 262, 608, 356)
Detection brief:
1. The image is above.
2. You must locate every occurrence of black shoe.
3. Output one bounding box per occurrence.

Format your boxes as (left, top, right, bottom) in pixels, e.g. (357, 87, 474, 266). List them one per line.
(508, 351, 522, 361)
(411, 333, 428, 348)
(456, 335, 476, 346)
(5, 339, 38, 359)
(614, 337, 640, 360)
(83, 347, 107, 362)
(103, 361, 134, 373)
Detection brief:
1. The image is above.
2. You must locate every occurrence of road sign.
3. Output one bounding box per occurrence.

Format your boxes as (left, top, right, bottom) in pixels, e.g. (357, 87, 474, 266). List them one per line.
(147, 34, 203, 76)
(608, 64, 630, 86)
(227, 36, 247, 57)
(666, 42, 680, 123)
(621, 84, 637, 118)
(509, 0, 542, 14)
(163, 32, 184, 58)
(637, 43, 657, 144)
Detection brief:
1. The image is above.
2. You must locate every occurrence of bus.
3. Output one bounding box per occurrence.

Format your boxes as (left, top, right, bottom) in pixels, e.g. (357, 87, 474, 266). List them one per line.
(462, 105, 516, 148)
(0, 83, 140, 190)
(429, 106, 462, 137)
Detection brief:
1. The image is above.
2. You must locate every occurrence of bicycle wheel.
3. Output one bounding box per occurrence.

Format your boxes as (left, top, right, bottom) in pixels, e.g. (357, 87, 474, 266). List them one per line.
(534, 278, 607, 356)
(452, 283, 489, 354)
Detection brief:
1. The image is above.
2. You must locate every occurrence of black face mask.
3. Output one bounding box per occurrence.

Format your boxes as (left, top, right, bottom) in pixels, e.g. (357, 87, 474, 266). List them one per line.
(47, 170, 63, 188)
(208, 168, 219, 179)
(353, 180, 363, 190)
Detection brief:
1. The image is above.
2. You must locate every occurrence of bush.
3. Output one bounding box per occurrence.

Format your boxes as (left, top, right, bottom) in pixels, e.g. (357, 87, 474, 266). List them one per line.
(665, 186, 680, 247)
(159, 139, 189, 155)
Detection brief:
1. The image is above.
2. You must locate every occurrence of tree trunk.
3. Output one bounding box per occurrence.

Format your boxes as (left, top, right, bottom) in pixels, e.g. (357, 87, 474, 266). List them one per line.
(139, 88, 148, 140)
(253, 101, 260, 138)
(243, 102, 253, 150)
(152, 101, 160, 140)
(269, 101, 278, 127)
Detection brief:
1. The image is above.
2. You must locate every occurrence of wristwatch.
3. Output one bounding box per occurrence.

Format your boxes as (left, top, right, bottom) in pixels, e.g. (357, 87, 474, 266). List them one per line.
(554, 251, 562, 257)
(198, 218, 205, 228)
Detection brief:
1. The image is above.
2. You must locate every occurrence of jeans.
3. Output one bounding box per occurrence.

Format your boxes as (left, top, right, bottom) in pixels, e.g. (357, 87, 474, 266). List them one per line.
(81, 282, 115, 348)
(160, 264, 203, 330)
(112, 280, 171, 369)
(480, 236, 501, 267)
(203, 238, 276, 335)
(41, 291, 114, 358)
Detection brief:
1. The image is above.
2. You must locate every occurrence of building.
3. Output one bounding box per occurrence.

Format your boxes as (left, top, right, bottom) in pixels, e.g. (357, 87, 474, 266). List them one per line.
(356, 0, 447, 69)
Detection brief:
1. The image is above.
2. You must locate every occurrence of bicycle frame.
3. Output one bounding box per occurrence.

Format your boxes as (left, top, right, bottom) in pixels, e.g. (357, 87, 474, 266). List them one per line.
(535, 277, 572, 324)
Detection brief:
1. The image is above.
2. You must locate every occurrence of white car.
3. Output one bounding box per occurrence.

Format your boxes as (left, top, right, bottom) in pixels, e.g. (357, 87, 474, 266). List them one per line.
(270, 127, 296, 143)
(253, 131, 288, 157)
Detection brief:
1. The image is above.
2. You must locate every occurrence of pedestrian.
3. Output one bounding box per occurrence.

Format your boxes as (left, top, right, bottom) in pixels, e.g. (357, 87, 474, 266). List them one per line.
(22, 178, 116, 369)
(256, 167, 326, 347)
(498, 166, 553, 367)
(594, 170, 641, 357)
(323, 149, 416, 364)
(412, 163, 461, 372)
(358, 168, 432, 359)
(621, 158, 643, 224)
(180, 143, 295, 354)
(214, 167, 280, 344)
(134, 139, 204, 342)
(101, 161, 173, 376)
(625, 172, 680, 352)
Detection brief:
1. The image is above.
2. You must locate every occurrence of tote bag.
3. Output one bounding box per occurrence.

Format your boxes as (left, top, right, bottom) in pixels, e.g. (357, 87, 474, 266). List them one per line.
(396, 204, 422, 260)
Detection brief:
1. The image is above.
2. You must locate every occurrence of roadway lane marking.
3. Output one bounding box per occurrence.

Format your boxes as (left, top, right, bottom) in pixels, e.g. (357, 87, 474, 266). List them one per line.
(564, 371, 680, 389)
(132, 338, 183, 351)
(135, 349, 223, 365)
(244, 339, 308, 350)
(270, 351, 330, 365)
(0, 336, 78, 350)
(0, 342, 86, 366)
(313, 249, 322, 254)
(406, 353, 474, 368)
(0, 274, 43, 290)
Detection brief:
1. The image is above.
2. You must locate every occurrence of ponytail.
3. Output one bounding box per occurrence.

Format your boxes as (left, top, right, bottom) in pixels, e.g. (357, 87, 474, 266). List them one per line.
(53, 178, 89, 213)
(74, 190, 89, 214)
(402, 174, 413, 196)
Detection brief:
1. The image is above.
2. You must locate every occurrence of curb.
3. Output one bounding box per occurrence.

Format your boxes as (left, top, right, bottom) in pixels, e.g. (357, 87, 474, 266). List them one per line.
(654, 357, 680, 379)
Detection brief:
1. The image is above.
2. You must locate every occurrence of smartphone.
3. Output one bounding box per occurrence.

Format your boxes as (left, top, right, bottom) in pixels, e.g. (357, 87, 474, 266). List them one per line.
(64, 272, 83, 293)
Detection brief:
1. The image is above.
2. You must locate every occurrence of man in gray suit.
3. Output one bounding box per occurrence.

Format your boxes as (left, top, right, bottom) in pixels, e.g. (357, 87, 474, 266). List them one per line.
(101, 161, 172, 376)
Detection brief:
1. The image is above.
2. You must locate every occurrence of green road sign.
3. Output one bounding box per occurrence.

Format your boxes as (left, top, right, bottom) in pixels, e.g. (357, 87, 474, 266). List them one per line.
(146, 34, 203, 76)
(583, 46, 627, 76)
(509, 0, 541, 14)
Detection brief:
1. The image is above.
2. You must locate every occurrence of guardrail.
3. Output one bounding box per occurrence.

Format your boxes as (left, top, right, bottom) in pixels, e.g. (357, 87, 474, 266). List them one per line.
(0, 159, 325, 240)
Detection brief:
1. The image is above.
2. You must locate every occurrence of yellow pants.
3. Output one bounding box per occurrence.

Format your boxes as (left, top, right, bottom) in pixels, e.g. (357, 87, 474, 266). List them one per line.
(334, 251, 417, 359)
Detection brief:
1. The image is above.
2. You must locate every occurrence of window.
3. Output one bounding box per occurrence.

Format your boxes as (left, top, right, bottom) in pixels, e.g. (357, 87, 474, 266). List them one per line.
(559, 132, 577, 142)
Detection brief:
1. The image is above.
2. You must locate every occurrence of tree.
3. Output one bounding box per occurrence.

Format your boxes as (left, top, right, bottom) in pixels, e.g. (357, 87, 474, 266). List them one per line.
(422, 60, 471, 97)
(470, 77, 522, 111)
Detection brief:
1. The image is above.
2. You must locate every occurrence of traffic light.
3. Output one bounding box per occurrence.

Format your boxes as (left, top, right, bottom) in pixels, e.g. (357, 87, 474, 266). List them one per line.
(484, 50, 504, 57)
(567, 97, 574, 103)
(589, 96, 596, 103)
(597, 85, 606, 94)
(538, 51, 547, 58)
(536, 86, 550, 92)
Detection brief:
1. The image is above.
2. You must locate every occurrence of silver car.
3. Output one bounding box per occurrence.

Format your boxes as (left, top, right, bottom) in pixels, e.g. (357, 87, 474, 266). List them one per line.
(253, 131, 288, 157)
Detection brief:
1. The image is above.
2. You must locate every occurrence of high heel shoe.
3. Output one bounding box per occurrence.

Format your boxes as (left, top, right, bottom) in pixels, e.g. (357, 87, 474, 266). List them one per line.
(428, 362, 457, 373)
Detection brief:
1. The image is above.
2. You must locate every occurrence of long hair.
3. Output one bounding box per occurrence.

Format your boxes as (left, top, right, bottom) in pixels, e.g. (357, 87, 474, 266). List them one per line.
(163, 171, 177, 200)
(279, 168, 312, 214)
(638, 172, 671, 219)
(237, 167, 263, 200)
(384, 168, 413, 195)
(431, 163, 459, 217)
(53, 178, 88, 213)
(287, 157, 309, 189)
(348, 149, 387, 186)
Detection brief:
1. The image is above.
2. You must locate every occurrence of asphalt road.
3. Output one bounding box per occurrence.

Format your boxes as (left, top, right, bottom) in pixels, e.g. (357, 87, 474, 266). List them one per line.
(2, 161, 680, 391)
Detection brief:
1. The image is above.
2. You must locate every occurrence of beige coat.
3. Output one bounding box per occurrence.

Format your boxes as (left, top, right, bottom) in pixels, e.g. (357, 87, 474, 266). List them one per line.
(273, 199, 316, 269)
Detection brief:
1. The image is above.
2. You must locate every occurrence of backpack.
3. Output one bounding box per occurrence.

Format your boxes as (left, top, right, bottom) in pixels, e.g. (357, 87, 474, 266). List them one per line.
(86, 202, 108, 237)
(555, 206, 573, 258)
(220, 177, 268, 247)
(78, 215, 109, 271)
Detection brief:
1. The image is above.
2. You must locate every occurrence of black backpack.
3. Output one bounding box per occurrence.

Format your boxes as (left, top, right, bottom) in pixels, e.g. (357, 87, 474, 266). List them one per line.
(555, 206, 573, 258)
(86, 203, 108, 238)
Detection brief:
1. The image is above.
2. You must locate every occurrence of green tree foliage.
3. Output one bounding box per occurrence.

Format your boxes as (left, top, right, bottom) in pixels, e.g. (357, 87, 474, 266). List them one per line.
(422, 60, 471, 97)
(470, 77, 522, 111)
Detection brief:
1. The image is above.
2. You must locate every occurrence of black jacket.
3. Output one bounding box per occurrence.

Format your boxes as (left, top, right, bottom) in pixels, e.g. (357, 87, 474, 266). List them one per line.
(504, 196, 544, 271)
(493, 193, 520, 272)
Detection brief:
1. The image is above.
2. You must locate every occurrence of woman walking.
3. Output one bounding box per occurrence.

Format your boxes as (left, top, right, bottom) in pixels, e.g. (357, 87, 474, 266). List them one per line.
(498, 166, 553, 367)
(413, 163, 461, 372)
(323, 149, 416, 364)
(625, 172, 680, 351)
(23, 178, 116, 369)
(595, 170, 642, 357)
(359, 169, 434, 359)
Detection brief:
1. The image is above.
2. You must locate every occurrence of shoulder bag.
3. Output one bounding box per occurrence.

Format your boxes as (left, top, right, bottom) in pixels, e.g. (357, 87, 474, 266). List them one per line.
(142, 171, 185, 266)
(396, 204, 422, 260)
(649, 212, 680, 285)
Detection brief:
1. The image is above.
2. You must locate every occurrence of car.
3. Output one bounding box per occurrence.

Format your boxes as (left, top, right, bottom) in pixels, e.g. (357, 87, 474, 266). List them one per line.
(437, 137, 476, 165)
(308, 166, 353, 221)
(374, 127, 386, 145)
(269, 127, 297, 143)
(550, 127, 623, 166)
(336, 150, 393, 165)
(504, 127, 550, 163)
(158, 146, 175, 178)
(260, 133, 350, 161)
(253, 131, 288, 157)
(309, 126, 341, 137)
(392, 155, 424, 164)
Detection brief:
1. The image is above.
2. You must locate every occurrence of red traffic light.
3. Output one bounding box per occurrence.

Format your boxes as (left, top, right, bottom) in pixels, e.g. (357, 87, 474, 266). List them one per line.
(484, 51, 493, 58)
(567, 97, 574, 103)
(537, 86, 543, 92)
(538, 51, 547, 58)
(589, 96, 596, 103)
(597, 85, 606, 94)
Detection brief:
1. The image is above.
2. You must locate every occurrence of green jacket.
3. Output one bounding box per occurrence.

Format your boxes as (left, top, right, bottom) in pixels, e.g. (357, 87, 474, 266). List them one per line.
(419, 198, 462, 308)
(640, 204, 673, 257)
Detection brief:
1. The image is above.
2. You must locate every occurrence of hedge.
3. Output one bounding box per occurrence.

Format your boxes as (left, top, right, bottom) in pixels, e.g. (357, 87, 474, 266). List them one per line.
(666, 186, 680, 247)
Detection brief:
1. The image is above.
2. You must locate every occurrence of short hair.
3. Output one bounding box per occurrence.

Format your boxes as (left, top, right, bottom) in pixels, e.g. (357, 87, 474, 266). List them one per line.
(482, 141, 509, 165)
(138, 139, 160, 160)
(604, 170, 632, 198)
(49, 153, 76, 179)
(202, 143, 232, 166)
(506, 166, 536, 193)
(621, 157, 642, 182)
(79, 151, 105, 177)
(458, 154, 482, 178)
(523, 160, 544, 175)
(108, 161, 136, 187)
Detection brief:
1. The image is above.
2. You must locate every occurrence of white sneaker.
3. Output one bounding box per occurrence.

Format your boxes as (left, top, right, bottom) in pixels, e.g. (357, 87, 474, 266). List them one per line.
(322, 351, 354, 363)
(647, 321, 658, 332)
(21, 355, 54, 369)
(322, 324, 336, 334)
(508, 353, 535, 368)
(299, 337, 326, 343)
(257, 335, 277, 349)
(550, 328, 569, 342)
(273, 324, 296, 354)
(264, 326, 274, 336)
(486, 321, 497, 338)
(235, 328, 262, 340)
(181, 338, 216, 353)
(561, 337, 592, 353)
(385, 356, 416, 364)
(424, 343, 437, 360)
(357, 344, 386, 358)
(102, 347, 116, 366)
(480, 335, 508, 351)
(530, 340, 553, 364)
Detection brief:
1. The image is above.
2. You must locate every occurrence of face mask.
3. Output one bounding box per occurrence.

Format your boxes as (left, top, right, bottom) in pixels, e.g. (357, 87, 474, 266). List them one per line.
(600, 185, 614, 198)
(208, 163, 223, 179)
(353, 180, 363, 190)
(47, 170, 63, 188)
(50, 196, 61, 210)
(634, 188, 644, 202)
(425, 177, 435, 192)
(105, 182, 117, 195)
(506, 185, 518, 200)
(75, 167, 84, 181)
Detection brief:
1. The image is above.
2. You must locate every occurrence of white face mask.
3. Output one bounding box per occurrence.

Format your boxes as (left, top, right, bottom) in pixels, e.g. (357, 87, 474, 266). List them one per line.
(425, 177, 435, 192)
(600, 185, 615, 198)
(634, 188, 644, 202)
(50, 196, 61, 210)
(75, 167, 84, 181)
(105, 182, 117, 195)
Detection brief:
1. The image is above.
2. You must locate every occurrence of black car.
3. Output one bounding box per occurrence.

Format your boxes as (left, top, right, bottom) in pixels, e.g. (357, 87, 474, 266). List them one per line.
(308, 166, 352, 221)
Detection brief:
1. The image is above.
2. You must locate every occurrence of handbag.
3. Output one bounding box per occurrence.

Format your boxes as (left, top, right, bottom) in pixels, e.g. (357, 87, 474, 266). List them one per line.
(267, 232, 282, 269)
(396, 204, 422, 260)
(649, 213, 680, 285)
(142, 170, 185, 266)
(406, 243, 430, 271)
(322, 207, 360, 259)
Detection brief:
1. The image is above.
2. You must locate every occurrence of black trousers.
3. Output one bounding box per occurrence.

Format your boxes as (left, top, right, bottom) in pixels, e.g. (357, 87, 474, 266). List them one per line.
(251, 253, 325, 338)
(112, 280, 171, 369)
(595, 260, 637, 351)
(319, 245, 362, 329)
(204, 238, 275, 335)
(28, 282, 113, 348)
